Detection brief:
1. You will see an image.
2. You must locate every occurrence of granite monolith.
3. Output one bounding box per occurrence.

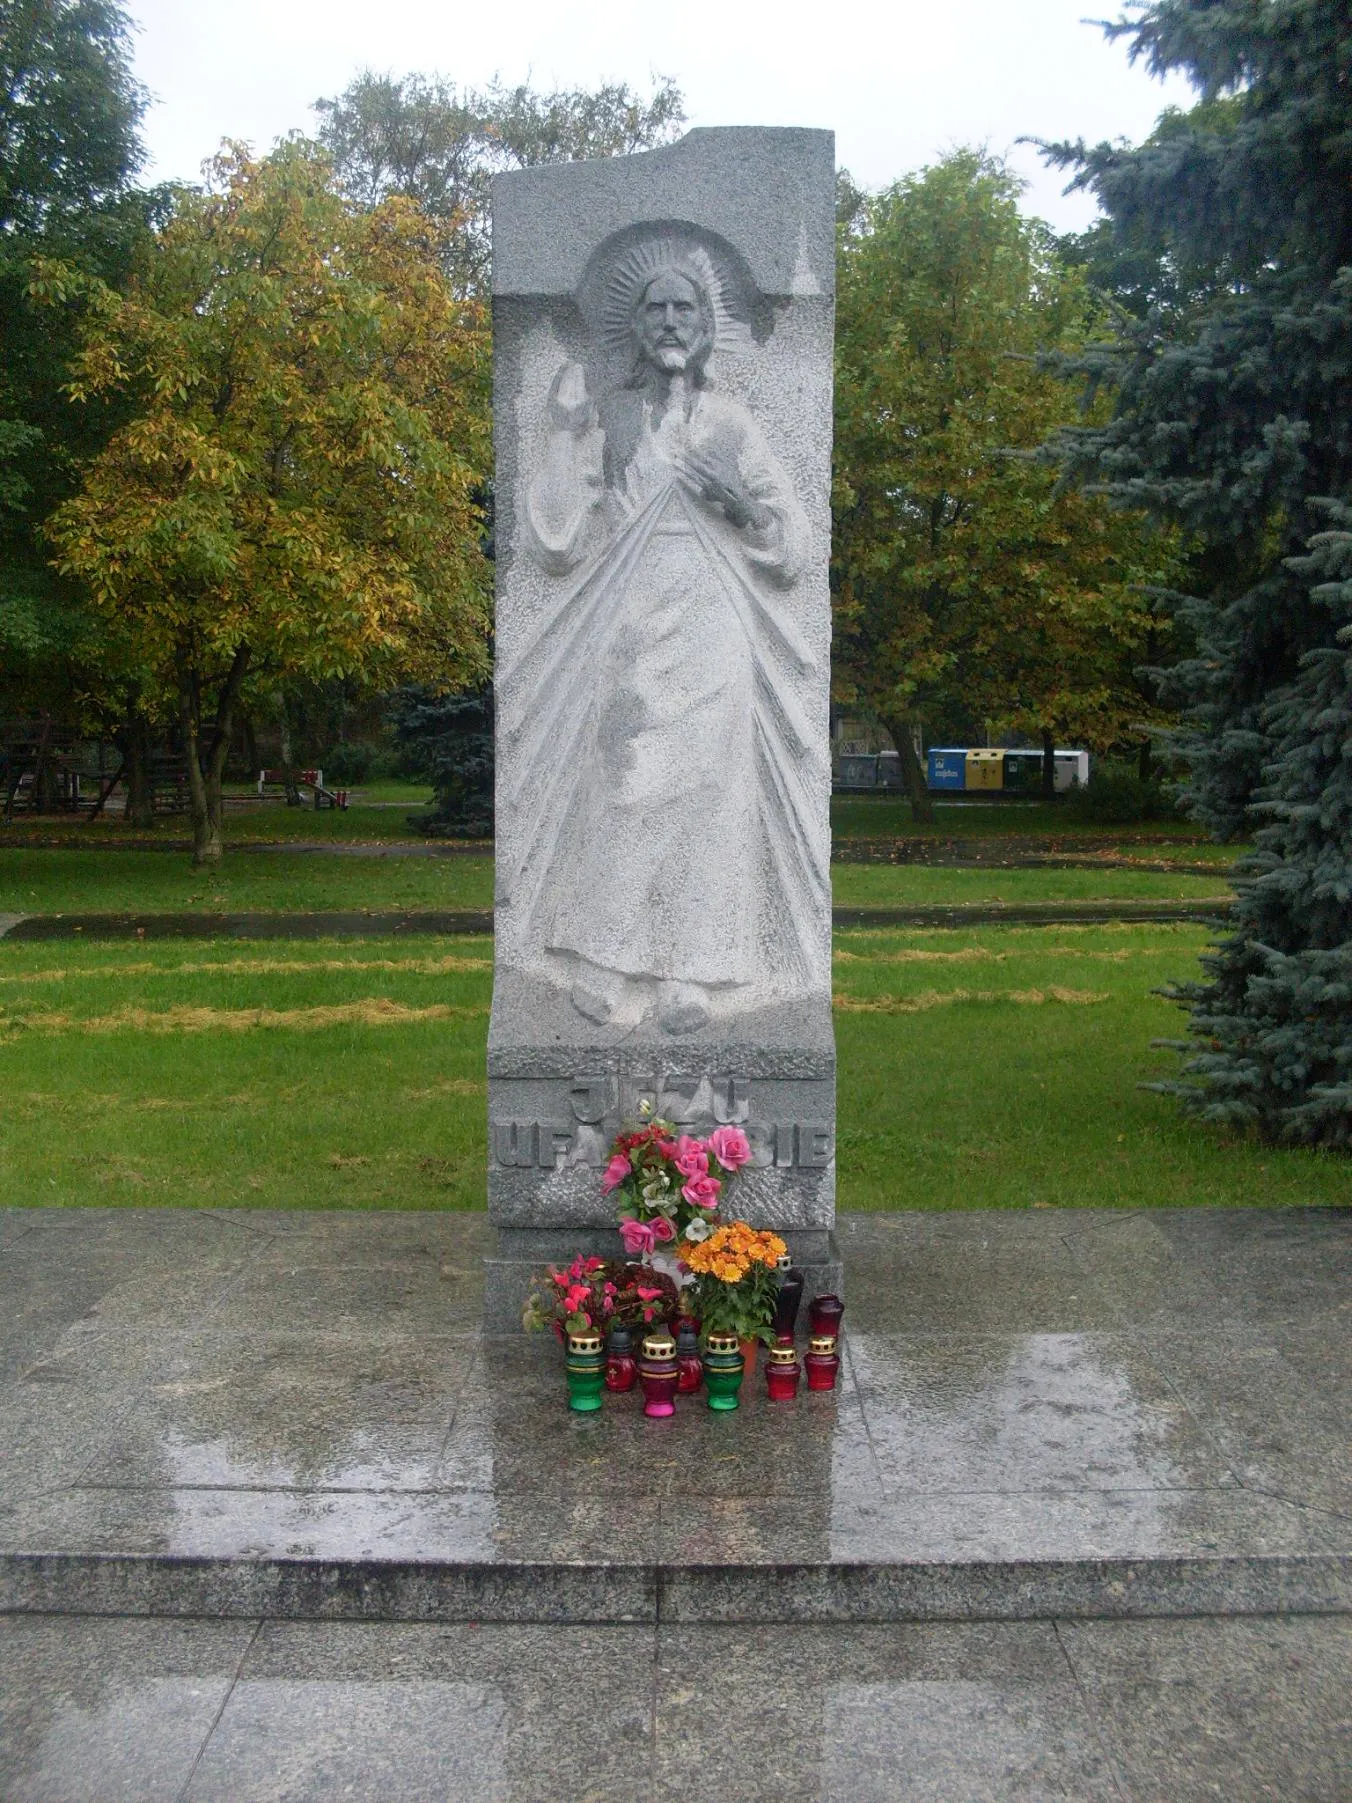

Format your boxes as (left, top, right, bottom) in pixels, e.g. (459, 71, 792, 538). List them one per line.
(486, 127, 838, 1324)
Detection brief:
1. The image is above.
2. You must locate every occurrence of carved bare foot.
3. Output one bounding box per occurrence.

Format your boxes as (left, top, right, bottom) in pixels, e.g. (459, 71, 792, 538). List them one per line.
(571, 959, 626, 1025)
(657, 980, 711, 1034)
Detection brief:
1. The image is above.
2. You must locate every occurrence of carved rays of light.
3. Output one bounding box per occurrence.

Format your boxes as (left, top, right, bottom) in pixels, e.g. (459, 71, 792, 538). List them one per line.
(598, 230, 752, 359)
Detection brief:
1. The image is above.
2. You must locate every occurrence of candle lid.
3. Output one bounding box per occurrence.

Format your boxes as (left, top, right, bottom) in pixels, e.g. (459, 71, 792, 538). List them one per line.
(808, 1334, 838, 1354)
(703, 1331, 739, 1354)
(641, 1330, 676, 1358)
(769, 1344, 799, 1366)
(567, 1331, 603, 1354)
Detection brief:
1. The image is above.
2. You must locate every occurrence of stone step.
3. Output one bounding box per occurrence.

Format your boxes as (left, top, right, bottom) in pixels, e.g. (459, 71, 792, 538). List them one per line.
(3, 1547, 1348, 1626)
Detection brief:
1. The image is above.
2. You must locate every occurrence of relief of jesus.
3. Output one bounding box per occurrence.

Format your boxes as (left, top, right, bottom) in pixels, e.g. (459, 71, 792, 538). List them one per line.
(498, 233, 828, 1035)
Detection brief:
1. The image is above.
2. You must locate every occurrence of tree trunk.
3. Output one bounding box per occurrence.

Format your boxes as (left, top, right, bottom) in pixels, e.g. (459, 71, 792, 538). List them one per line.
(123, 716, 155, 828)
(1138, 738, 1153, 784)
(181, 680, 217, 866)
(181, 642, 251, 866)
(277, 698, 302, 807)
(1041, 728, 1057, 800)
(882, 714, 935, 824)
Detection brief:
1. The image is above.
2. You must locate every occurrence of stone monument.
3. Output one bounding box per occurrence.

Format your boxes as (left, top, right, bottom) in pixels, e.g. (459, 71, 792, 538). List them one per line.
(485, 127, 838, 1324)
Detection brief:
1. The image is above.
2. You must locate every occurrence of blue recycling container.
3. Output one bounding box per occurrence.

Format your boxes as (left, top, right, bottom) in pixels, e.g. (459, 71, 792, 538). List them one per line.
(927, 749, 967, 791)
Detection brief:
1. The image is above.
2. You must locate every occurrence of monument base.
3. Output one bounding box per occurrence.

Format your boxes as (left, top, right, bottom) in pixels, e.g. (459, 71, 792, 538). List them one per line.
(483, 1225, 843, 1334)
(485, 978, 838, 1329)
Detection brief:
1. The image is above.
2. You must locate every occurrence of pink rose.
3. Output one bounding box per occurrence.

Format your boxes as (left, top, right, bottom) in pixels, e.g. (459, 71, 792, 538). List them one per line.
(672, 1135, 709, 1179)
(619, 1217, 656, 1256)
(601, 1153, 632, 1194)
(681, 1173, 722, 1210)
(706, 1125, 752, 1171)
(649, 1214, 676, 1243)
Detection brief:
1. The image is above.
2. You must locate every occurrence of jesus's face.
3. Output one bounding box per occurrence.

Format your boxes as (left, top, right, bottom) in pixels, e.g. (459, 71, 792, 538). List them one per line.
(635, 270, 709, 373)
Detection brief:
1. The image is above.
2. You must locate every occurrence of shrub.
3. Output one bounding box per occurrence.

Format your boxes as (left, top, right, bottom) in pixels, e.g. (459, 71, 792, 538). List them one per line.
(1062, 762, 1179, 825)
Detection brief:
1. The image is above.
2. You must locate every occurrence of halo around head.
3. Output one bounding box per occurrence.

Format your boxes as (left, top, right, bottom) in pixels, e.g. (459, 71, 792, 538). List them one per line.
(580, 223, 755, 360)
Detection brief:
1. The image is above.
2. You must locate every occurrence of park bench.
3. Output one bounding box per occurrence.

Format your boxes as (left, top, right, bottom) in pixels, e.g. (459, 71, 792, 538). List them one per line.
(256, 767, 349, 810)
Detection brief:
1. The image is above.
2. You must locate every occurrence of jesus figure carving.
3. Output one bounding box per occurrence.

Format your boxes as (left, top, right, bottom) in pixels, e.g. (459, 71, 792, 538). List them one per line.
(499, 229, 828, 1036)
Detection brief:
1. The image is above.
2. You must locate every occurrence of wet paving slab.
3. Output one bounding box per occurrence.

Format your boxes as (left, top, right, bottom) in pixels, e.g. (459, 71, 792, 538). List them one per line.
(1, 1613, 1347, 1802)
(0, 1207, 1348, 1625)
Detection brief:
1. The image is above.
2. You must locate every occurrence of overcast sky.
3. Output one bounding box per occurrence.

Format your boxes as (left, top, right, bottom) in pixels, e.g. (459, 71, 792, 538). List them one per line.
(125, 0, 1193, 234)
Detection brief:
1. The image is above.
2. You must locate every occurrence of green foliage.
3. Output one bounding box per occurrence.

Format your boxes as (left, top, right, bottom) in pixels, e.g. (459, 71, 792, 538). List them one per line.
(1047, 1, 1352, 1143)
(1062, 761, 1180, 824)
(0, 0, 152, 712)
(1154, 507, 1352, 1140)
(48, 141, 492, 862)
(832, 150, 1179, 819)
(314, 72, 684, 296)
(392, 683, 493, 838)
(0, 0, 144, 232)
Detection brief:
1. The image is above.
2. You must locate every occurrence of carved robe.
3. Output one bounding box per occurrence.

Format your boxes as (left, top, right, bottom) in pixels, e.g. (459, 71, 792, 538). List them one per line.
(500, 377, 826, 997)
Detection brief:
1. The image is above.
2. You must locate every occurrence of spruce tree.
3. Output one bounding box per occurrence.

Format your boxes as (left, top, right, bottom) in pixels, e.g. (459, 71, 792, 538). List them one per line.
(1047, 0, 1352, 1142)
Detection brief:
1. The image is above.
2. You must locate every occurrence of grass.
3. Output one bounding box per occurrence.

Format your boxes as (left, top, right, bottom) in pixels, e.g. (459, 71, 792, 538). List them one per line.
(0, 937, 494, 1211)
(0, 925, 1345, 1215)
(6, 787, 1226, 852)
(0, 849, 495, 915)
(829, 793, 1219, 840)
(0, 851, 1232, 917)
(1, 796, 444, 847)
(831, 865, 1231, 907)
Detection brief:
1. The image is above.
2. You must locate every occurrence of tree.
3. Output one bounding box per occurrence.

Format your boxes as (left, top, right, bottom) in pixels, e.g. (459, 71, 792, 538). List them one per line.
(314, 73, 684, 295)
(1045, 1, 1352, 1140)
(0, 0, 150, 715)
(392, 682, 493, 837)
(832, 151, 1177, 820)
(49, 140, 492, 863)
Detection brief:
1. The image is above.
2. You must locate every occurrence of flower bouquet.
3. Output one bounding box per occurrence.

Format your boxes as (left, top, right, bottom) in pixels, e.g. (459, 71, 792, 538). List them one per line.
(602, 1113, 753, 1266)
(683, 1222, 787, 1350)
(522, 1254, 680, 1338)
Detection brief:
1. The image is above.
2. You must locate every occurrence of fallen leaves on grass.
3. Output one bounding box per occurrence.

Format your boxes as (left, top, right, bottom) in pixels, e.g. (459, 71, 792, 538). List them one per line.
(832, 986, 1110, 1014)
(326, 1153, 370, 1168)
(0, 998, 489, 1037)
(0, 952, 492, 986)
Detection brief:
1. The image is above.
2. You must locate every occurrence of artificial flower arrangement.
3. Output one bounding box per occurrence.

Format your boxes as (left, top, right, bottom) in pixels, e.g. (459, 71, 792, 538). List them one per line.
(601, 1112, 753, 1258)
(522, 1253, 680, 1339)
(683, 1222, 787, 1347)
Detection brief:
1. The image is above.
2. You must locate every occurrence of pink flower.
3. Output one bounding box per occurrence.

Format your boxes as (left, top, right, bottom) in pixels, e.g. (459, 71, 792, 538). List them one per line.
(619, 1217, 656, 1256)
(649, 1214, 676, 1243)
(582, 1255, 606, 1273)
(706, 1125, 752, 1171)
(681, 1173, 722, 1210)
(564, 1283, 591, 1312)
(601, 1153, 632, 1194)
(672, 1135, 708, 1179)
(635, 1284, 664, 1302)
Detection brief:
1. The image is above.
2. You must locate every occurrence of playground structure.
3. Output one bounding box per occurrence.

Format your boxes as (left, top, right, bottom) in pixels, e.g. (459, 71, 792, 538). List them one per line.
(256, 768, 349, 810)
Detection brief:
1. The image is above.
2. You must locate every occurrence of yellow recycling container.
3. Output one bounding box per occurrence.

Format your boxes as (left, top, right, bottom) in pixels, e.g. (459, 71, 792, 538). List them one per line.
(965, 749, 1004, 791)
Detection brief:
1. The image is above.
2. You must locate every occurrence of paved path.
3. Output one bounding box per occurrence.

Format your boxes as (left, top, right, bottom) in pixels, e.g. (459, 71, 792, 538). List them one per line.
(1, 1206, 1349, 1797)
(0, 898, 1233, 940)
(2, 1205, 1348, 1796)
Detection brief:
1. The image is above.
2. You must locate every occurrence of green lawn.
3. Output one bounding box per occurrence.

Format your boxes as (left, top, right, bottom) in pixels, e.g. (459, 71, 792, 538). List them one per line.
(0, 796, 444, 847)
(0, 850, 1231, 917)
(0, 849, 496, 914)
(0, 925, 1345, 1214)
(829, 794, 1219, 840)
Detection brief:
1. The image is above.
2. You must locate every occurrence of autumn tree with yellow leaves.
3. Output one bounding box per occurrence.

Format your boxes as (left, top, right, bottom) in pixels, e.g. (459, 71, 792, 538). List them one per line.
(833, 151, 1179, 820)
(49, 139, 491, 861)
